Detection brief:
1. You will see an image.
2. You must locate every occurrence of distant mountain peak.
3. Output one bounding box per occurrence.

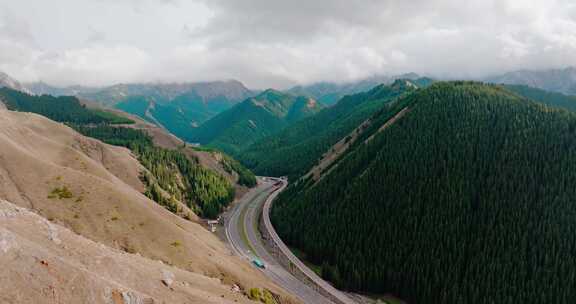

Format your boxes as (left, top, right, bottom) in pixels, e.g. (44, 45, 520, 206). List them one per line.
(285, 73, 425, 106)
(390, 78, 417, 88)
(486, 67, 576, 95)
(259, 88, 286, 97)
(0, 71, 30, 94)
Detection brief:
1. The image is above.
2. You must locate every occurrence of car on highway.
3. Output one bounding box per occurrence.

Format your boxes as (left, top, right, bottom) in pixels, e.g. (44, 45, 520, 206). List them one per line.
(252, 258, 266, 269)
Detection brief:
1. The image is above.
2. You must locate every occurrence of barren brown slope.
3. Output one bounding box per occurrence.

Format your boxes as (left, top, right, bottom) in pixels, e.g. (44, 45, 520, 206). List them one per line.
(0, 109, 298, 303)
(0, 199, 253, 304)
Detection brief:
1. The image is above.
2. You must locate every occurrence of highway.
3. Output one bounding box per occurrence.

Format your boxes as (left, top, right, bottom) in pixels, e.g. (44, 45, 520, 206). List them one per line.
(223, 178, 336, 304)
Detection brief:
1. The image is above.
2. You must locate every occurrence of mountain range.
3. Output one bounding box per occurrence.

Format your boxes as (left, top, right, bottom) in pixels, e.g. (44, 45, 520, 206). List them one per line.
(486, 67, 576, 95)
(0, 71, 31, 94)
(286, 73, 428, 105)
(186, 89, 324, 155)
(25, 80, 256, 141)
(240, 78, 433, 179)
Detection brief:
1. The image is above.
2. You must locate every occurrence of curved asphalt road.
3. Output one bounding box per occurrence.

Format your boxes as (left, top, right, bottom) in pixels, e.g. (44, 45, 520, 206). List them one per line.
(224, 178, 335, 304)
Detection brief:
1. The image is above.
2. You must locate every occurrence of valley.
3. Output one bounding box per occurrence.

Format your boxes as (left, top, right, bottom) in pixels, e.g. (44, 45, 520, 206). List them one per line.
(3, 7, 576, 301)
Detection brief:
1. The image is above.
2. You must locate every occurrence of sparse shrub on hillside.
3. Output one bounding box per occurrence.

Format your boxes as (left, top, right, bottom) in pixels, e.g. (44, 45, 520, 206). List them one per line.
(73, 124, 236, 219)
(247, 288, 276, 304)
(47, 186, 74, 199)
(248, 288, 261, 301)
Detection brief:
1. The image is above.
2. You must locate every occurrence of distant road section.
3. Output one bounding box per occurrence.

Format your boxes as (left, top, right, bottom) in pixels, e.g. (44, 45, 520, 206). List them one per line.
(261, 178, 357, 304)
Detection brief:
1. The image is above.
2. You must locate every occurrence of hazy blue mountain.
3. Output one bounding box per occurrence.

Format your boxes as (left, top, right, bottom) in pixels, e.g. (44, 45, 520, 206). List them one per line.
(0, 71, 31, 94)
(486, 67, 576, 95)
(27, 79, 256, 140)
(503, 84, 576, 112)
(286, 73, 430, 105)
(25, 82, 98, 97)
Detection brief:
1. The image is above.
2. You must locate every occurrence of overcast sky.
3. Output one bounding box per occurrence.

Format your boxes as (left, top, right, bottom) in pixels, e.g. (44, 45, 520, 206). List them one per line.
(1, 0, 576, 89)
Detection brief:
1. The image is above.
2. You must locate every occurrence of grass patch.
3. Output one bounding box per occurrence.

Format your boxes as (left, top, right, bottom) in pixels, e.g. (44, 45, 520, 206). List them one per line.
(171, 241, 182, 247)
(247, 288, 276, 304)
(47, 186, 73, 199)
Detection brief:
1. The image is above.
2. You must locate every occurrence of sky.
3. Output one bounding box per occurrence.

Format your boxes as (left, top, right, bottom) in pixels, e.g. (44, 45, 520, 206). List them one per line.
(0, 0, 576, 89)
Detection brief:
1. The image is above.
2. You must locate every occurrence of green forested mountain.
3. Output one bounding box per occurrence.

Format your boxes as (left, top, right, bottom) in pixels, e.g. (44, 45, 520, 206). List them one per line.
(72, 125, 236, 218)
(240, 79, 427, 179)
(115, 91, 246, 140)
(26, 80, 256, 139)
(187, 89, 324, 155)
(504, 84, 576, 112)
(272, 82, 576, 303)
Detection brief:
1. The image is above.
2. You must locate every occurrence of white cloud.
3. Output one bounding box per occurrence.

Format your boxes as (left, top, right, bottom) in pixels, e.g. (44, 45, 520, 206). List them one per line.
(34, 46, 151, 86)
(1, 0, 576, 88)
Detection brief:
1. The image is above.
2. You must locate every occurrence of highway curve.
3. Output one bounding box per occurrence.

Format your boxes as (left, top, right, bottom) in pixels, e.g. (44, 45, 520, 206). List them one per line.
(224, 178, 335, 304)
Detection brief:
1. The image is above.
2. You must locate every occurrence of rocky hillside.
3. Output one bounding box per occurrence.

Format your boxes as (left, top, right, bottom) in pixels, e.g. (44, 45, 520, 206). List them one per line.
(0, 109, 296, 303)
(0, 199, 264, 304)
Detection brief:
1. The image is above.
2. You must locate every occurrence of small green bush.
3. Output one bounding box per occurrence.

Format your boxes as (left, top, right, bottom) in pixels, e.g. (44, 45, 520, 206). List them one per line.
(248, 288, 261, 301)
(48, 186, 74, 199)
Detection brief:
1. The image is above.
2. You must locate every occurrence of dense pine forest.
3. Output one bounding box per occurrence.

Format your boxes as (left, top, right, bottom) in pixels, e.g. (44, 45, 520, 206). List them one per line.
(0, 87, 133, 124)
(0, 88, 254, 219)
(272, 82, 576, 303)
(504, 84, 576, 112)
(240, 79, 428, 179)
